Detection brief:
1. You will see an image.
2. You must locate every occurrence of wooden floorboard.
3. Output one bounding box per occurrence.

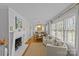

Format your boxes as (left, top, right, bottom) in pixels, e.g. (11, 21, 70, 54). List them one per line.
(23, 36, 47, 56)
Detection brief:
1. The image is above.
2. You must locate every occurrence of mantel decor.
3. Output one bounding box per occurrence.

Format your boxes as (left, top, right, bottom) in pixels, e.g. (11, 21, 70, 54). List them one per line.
(0, 39, 8, 46)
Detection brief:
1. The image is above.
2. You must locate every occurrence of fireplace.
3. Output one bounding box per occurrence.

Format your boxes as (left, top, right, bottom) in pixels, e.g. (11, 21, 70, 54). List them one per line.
(15, 37, 22, 51)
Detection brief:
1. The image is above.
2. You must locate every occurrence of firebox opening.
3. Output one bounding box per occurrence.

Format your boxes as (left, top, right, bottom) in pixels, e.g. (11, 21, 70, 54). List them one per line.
(15, 37, 22, 51)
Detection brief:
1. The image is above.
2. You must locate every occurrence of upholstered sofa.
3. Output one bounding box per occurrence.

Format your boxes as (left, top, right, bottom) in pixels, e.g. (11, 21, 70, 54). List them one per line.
(43, 36, 68, 56)
(46, 44, 67, 56)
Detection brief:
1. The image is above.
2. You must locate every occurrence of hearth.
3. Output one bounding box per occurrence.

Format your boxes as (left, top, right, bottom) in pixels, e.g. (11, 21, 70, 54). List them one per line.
(15, 37, 22, 51)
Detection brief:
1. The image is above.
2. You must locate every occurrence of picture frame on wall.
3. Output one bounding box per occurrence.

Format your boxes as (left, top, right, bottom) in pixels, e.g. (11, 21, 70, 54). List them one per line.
(15, 16, 22, 31)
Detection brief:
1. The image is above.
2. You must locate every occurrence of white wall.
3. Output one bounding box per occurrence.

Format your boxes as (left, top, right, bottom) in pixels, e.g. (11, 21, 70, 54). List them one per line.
(0, 6, 9, 39)
(23, 18, 31, 41)
(75, 5, 79, 56)
(0, 6, 9, 56)
(9, 8, 31, 56)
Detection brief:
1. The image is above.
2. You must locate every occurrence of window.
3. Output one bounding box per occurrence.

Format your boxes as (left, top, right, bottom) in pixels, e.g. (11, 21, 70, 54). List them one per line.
(64, 16, 75, 47)
(51, 21, 63, 41)
(51, 24, 55, 37)
(51, 16, 75, 47)
(46, 24, 49, 34)
(67, 31, 75, 45)
(56, 21, 63, 41)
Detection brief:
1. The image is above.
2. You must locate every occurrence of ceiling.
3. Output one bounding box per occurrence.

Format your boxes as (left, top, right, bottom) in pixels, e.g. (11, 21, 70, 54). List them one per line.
(0, 3, 72, 25)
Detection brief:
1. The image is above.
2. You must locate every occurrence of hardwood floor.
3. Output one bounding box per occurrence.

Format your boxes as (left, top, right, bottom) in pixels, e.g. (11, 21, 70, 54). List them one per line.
(23, 36, 47, 56)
